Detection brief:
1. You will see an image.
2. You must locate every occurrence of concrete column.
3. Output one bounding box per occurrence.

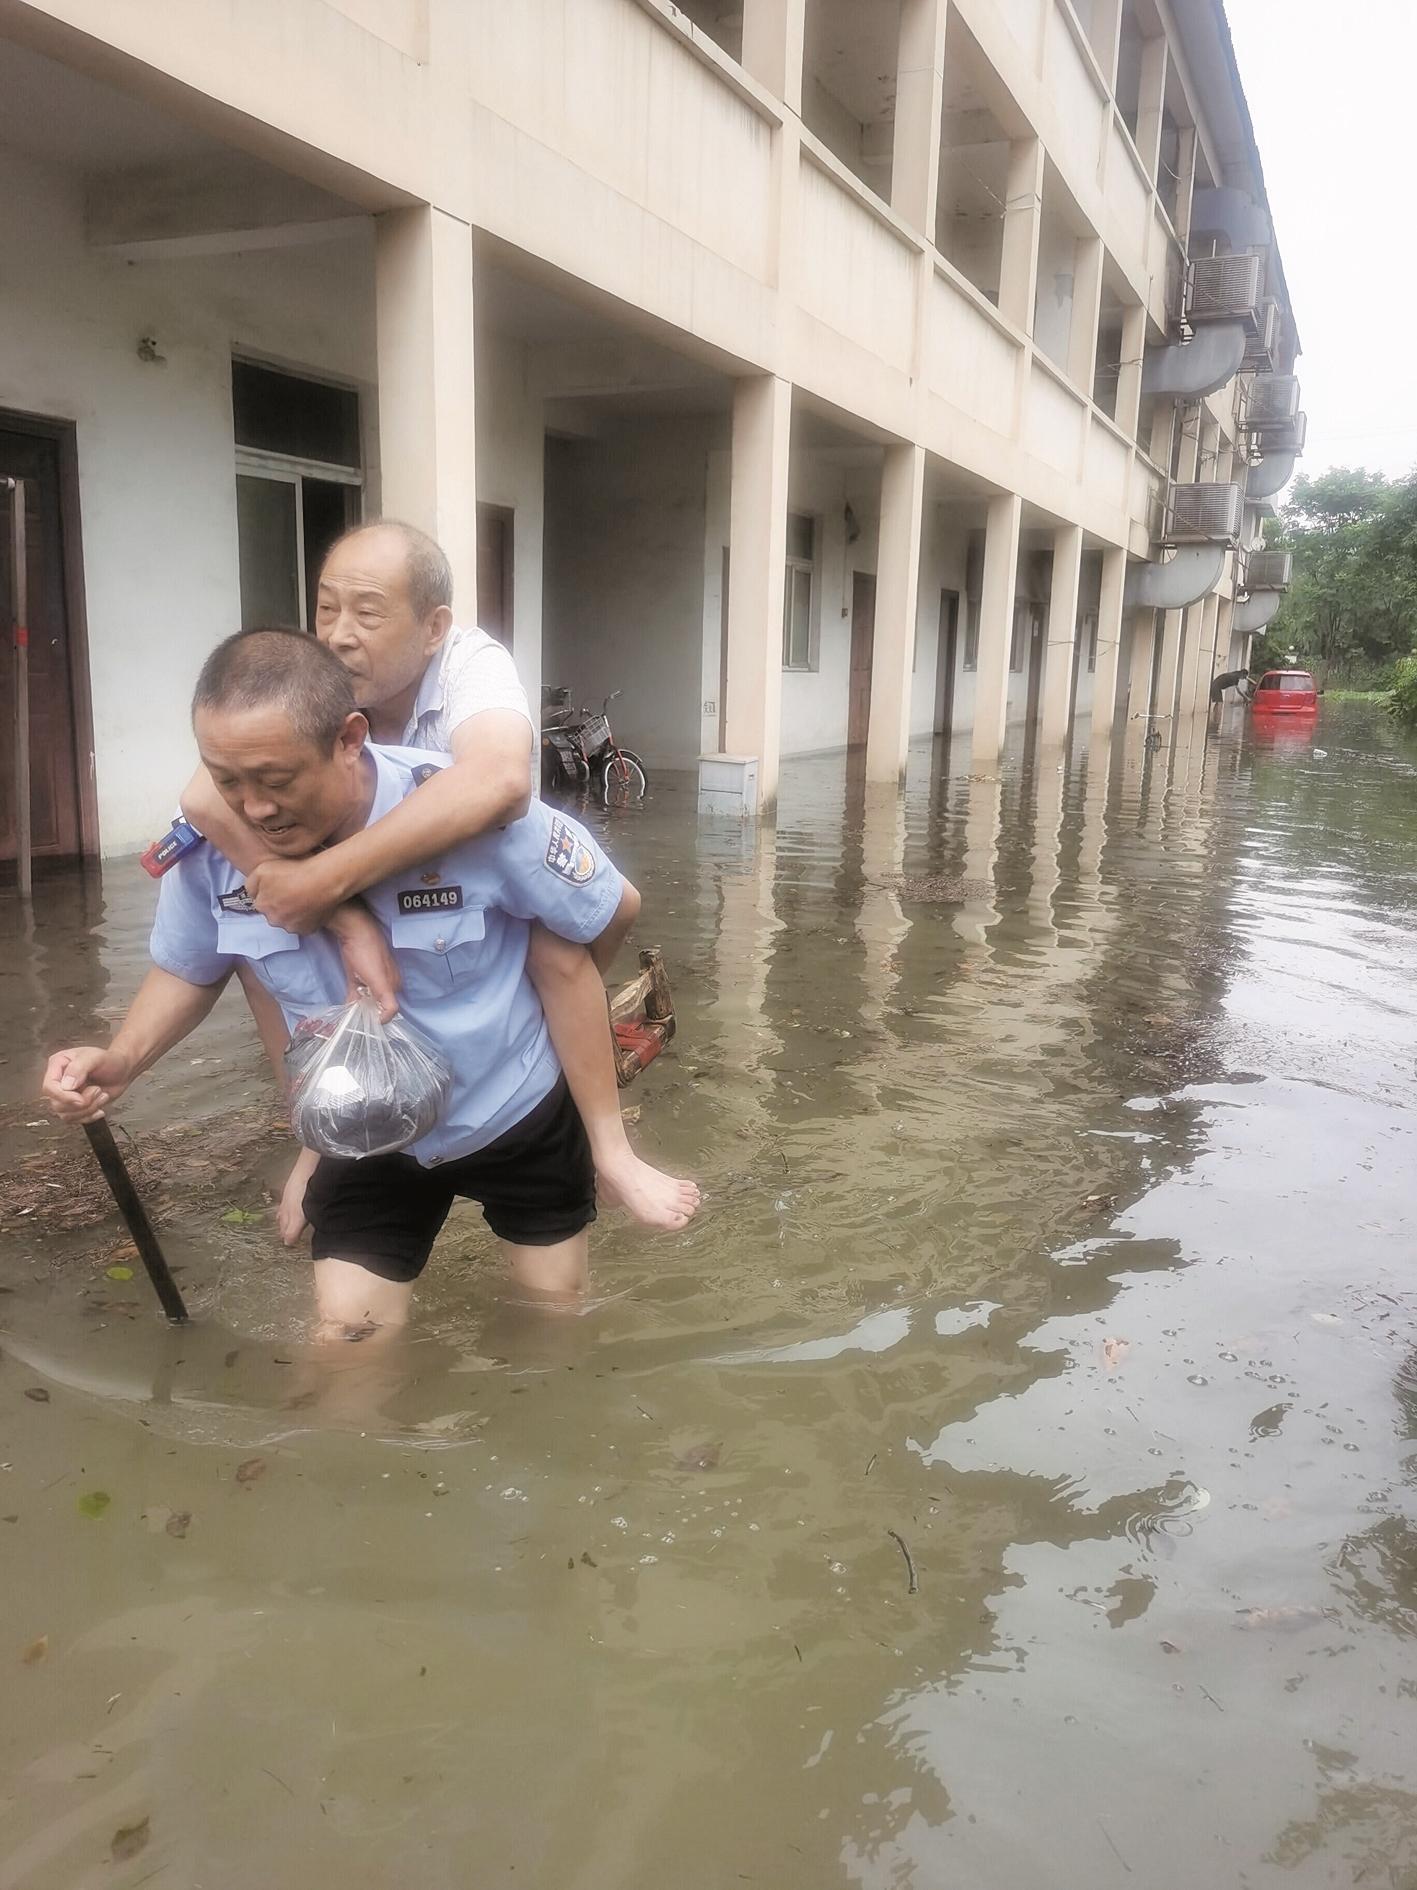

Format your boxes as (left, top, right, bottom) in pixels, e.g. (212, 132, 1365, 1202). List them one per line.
(1125, 610, 1155, 721)
(891, 0, 947, 236)
(1176, 597, 1210, 719)
(999, 139, 1045, 335)
(1135, 35, 1168, 182)
(1088, 546, 1127, 742)
(724, 374, 792, 811)
(742, 0, 806, 114)
(1174, 124, 1198, 244)
(970, 492, 1023, 766)
(375, 205, 477, 614)
(1068, 235, 1105, 394)
(1115, 301, 1149, 443)
(1040, 522, 1083, 746)
(1153, 607, 1184, 725)
(866, 443, 928, 784)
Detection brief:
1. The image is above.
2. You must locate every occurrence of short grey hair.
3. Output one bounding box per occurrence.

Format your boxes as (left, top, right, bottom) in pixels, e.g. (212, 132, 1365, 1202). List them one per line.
(192, 628, 358, 750)
(324, 518, 453, 621)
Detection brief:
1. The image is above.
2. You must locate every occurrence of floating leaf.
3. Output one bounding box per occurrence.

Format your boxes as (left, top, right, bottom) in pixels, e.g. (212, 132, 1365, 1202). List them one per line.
(579, 1550, 598, 1568)
(165, 1511, 191, 1540)
(235, 1457, 267, 1487)
(78, 1491, 111, 1519)
(220, 1207, 260, 1227)
(105, 1266, 134, 1283)
(21, 1634, 48, 1666)
(1159, 1639, 1182, 1655)
(23, 1387, 49, 1404)
(111, 1817, 150, 1862)
(223, 1349, 240, 1369)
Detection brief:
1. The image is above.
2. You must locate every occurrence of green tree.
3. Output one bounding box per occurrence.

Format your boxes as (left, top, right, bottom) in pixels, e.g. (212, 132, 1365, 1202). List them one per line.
(1268, 468, 1417, 680)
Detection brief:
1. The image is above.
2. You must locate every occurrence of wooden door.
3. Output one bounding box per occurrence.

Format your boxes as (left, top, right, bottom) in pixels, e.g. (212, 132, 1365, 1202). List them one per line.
(935, 589, 959, 734)
(476, 503, 515, 647)
(848, 572, 876, 749)
(1, 421, 89, 865)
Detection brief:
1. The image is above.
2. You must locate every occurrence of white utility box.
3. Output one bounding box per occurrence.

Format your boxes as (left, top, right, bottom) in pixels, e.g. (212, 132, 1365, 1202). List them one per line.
(698, 753, 759, 818)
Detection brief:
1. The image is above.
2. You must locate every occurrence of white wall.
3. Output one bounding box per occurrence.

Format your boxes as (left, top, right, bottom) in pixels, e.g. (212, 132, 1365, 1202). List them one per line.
(0, 149, 378, 855)
(543, 418, 713, 771)
(474, 330, 545, 705)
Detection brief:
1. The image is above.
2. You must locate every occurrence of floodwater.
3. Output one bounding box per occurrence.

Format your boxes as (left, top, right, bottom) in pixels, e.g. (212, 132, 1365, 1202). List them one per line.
(2, 702, 1416, 1889)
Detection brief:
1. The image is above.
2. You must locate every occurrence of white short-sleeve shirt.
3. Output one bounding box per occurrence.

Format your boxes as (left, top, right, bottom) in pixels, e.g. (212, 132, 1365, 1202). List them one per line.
(401, 625, 532, 751)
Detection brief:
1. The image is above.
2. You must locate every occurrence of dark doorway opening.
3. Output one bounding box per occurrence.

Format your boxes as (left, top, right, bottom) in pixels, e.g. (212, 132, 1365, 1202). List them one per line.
(848, 571, 876, 749)
(934, 588, 960, 734)
(477, 503, 515, 648)
(1, 414, 94, 868)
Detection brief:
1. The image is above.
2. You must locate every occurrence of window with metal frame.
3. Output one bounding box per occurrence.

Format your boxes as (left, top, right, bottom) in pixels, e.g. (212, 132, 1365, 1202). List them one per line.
(232, 359, 363, 634)
(782, 512, 817, 670)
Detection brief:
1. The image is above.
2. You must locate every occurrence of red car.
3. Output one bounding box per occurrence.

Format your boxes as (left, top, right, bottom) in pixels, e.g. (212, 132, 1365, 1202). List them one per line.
(1250, 669, 1320, 716)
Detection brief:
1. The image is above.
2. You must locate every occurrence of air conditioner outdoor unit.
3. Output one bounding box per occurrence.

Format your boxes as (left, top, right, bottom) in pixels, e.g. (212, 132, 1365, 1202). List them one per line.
(1242, 298, 1281, 367)
(1259, 411, 1307, 456)
(1165, 481, 1244, 546)
(1245, 551, 1293, 590)
(1240, 374, 1300, 431)
(1187, 253, 1262, 326)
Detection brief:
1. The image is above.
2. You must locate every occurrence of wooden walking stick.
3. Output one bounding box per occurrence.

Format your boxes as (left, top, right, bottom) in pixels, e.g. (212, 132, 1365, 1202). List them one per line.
(81, 1119, 190, 1323)
(5, 477, 32, 903)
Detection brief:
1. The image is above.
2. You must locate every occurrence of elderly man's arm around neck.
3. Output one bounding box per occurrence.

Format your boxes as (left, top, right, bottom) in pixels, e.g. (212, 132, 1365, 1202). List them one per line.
(237, 710, 533, 935)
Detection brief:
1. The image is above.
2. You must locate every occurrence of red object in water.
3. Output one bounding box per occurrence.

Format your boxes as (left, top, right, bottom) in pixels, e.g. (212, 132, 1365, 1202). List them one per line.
(1250, 669, 1319, 716)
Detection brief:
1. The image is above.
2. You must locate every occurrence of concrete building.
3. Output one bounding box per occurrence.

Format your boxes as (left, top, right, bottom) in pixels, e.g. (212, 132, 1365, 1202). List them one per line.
(0, 0, 1301, 860)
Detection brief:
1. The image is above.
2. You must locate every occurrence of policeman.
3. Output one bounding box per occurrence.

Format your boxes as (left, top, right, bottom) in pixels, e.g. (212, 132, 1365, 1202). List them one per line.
(43, 630, 629, 1340)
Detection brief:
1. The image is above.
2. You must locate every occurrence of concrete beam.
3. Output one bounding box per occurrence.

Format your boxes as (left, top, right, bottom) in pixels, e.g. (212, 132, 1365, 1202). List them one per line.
(86, 154, 362, 257)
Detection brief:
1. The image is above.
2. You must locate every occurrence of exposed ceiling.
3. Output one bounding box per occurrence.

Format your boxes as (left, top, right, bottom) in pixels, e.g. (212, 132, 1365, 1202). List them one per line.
(0, 40, 216, 171)
(804, 0, 902, 131)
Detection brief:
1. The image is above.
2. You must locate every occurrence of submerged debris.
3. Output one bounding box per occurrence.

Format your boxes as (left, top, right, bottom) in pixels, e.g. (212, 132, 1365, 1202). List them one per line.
(0, 1104, 288, 1245)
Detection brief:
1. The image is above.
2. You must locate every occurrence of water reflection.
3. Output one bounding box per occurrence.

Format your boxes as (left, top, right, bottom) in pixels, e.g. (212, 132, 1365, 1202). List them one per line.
(2, 706, 1417, 1887)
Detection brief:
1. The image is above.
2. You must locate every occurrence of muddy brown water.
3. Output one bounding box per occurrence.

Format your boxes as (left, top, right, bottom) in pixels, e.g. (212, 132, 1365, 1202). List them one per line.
(1, 703, 1415, 1888)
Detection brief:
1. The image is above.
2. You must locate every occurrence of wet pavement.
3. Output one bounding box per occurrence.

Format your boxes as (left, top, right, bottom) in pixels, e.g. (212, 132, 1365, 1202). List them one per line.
(1, 701, 1415, 1889)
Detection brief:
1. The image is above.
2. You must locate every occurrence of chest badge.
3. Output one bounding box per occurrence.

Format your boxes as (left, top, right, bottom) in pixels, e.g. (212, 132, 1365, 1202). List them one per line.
(397, 884, 464, 915)
(545, 815, 597, 885)
(218, 886, 256, 916)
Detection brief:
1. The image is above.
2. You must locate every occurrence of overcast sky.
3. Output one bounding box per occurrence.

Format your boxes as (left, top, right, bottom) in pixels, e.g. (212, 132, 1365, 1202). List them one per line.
(1225, 0, 1416, 481)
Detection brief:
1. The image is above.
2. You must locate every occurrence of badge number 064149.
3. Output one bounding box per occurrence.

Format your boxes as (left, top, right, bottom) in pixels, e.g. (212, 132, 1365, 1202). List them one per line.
(396, 886, 465, 914)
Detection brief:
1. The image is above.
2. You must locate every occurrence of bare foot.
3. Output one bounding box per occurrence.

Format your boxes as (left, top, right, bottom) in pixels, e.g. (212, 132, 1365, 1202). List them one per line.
(596, 1148, 701, 1230)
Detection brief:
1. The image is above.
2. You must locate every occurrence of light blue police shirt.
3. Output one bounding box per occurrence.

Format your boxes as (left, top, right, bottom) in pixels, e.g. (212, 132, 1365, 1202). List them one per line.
(149, 744, 624, 1164)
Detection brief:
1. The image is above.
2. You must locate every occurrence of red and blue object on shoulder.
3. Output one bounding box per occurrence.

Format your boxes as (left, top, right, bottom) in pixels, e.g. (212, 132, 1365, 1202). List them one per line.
(140, 817, 205, 878)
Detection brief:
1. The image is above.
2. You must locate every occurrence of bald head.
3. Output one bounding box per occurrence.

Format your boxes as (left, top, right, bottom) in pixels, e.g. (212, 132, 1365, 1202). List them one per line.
(314, 519, 455, 721)
(324, 519, 453, 621)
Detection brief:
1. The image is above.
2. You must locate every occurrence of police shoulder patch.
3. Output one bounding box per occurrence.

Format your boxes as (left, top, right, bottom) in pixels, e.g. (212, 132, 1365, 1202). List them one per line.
(411, 761, 445, 786)
(545, 815, 597, 885)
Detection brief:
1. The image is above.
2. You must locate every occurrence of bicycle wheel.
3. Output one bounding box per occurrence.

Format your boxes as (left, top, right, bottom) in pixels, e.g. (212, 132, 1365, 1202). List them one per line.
(599, 748, 648, 808)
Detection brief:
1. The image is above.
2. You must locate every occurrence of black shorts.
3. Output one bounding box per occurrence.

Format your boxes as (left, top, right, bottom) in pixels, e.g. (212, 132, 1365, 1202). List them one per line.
(302, 1077, 597, 1283)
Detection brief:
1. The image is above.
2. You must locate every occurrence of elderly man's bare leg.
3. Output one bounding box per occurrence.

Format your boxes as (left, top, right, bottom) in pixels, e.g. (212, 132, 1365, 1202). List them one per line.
(499, 1230, 590, 1308)
(312, 1258, 414, 1342)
